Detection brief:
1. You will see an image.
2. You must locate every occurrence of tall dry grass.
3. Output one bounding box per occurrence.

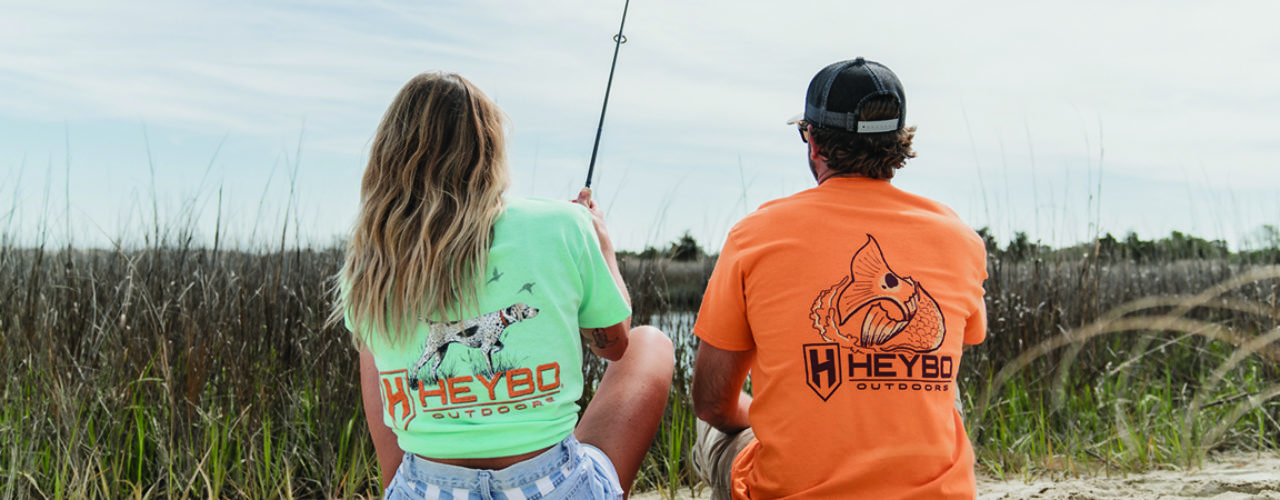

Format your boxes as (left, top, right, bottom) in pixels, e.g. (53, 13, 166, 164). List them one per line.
(966, 255, 1280, 475)
(1, 241, 374, 498)
(3, 232, 1278, 498)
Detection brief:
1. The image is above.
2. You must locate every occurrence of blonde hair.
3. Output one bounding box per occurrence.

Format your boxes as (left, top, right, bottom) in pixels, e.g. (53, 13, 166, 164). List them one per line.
(331, 72, 509, 346)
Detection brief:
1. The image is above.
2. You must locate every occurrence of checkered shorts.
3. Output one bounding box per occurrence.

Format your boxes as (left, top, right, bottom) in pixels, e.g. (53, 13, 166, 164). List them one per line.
(385, 434, 623, 500)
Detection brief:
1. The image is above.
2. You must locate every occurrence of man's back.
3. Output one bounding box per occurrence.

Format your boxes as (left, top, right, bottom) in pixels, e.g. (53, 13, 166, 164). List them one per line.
(694, 176, 987, 499)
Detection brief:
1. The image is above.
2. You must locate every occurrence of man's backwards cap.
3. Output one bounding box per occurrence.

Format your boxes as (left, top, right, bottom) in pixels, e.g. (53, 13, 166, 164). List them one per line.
(794, 57, 905, 134)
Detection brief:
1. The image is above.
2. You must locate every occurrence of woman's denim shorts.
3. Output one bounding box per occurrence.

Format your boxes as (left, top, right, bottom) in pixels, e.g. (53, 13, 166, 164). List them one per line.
(385, 433, 624, 500)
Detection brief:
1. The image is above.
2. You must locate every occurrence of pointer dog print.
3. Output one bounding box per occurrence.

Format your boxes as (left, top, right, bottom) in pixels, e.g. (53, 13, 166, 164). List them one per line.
(408, 302, 539, 389)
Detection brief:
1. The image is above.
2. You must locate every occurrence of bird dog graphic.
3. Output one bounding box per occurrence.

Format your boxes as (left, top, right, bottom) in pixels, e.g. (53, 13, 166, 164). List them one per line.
(809, 235, 946, 353)
(408, 302, 539, 389)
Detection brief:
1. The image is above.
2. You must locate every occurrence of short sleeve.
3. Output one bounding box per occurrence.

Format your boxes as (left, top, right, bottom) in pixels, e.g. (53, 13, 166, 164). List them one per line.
(963, 247, 989, 345)
(963, 298, 987, 345)
(573, 207, 631, 329)
(692, 231, 754, 351)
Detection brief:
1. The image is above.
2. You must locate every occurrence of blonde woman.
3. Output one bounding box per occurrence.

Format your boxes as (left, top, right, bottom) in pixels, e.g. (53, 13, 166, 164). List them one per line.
(334, 72, 673, 499)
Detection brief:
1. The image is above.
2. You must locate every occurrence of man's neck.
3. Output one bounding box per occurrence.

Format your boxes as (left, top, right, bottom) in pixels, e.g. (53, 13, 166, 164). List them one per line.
(816, 170, 872, 185)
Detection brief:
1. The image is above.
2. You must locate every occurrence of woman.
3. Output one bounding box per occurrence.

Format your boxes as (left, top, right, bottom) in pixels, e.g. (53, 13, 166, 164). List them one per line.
(332, 72, 673, 498)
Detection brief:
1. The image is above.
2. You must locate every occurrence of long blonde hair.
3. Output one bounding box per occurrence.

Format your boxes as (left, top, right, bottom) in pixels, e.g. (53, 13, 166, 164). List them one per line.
(331, 72, 509, 346)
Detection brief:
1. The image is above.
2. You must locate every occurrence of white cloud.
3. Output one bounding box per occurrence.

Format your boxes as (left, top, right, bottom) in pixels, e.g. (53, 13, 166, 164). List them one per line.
(2, 0, 1278, 249)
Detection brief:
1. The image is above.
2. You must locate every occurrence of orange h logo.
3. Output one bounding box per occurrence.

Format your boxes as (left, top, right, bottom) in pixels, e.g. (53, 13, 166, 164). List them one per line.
(379, 370, 417, 429)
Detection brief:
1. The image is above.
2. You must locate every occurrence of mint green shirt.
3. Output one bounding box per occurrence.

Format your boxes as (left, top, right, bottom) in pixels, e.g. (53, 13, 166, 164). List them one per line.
(351, 198, 631, 458)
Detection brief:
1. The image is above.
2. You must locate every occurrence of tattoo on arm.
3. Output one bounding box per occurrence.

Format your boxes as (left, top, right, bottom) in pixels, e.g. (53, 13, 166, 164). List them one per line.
(591, 328, 617, 349)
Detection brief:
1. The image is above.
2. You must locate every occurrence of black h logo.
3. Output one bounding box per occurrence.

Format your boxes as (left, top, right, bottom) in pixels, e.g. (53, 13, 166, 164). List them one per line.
(804, 343, 842, 401)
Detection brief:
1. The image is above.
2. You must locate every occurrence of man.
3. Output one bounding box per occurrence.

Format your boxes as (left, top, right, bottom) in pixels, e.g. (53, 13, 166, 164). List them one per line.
(690, 58, 988, 499)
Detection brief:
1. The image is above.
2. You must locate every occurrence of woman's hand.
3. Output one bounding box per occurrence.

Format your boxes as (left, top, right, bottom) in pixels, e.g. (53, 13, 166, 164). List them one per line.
(573, 188, 614, 253)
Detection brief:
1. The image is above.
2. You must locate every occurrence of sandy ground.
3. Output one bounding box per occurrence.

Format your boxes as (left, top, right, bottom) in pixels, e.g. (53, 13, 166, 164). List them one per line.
(978, 453, 1280, 500)
(631, 453, 1280, 500)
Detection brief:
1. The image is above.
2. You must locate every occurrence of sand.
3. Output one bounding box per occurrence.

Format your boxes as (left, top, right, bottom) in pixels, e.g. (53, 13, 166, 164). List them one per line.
(632, 453, 1280, 500)
(978, 453, 1280, 500)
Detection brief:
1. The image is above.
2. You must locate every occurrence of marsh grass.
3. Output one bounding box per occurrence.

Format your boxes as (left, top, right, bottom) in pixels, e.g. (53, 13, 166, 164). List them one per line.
(1, 241, 378, 499)
(3, 230, 1279, 498)
(967, 257, 1280, 476)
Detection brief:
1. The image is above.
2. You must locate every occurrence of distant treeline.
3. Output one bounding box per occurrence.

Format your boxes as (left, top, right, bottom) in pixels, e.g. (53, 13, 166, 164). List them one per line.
(979, 225, 1280, 264)
(622, 226, 1280, 265)
(618, 230, 705, 262)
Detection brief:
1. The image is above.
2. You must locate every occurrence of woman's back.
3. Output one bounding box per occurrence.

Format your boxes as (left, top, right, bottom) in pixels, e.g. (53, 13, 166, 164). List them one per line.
(338, 72, 672, 498)
(356, 198, 630, 459)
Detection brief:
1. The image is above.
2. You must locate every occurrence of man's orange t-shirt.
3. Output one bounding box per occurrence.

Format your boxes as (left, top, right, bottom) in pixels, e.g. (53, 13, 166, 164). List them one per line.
(694, 177, 988, 499)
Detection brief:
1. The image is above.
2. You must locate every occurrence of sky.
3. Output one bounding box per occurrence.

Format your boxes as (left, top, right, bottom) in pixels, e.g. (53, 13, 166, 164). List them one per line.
(2, 0, 1278, 252)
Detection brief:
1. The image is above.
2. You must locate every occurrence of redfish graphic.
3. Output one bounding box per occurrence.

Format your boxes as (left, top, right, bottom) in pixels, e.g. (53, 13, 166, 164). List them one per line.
(810, 235, 945, 353)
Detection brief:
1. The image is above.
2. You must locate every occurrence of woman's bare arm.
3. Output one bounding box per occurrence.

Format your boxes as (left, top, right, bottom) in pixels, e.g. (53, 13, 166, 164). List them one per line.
(575, 189, 631, 361)
(360, 348, 404, 490)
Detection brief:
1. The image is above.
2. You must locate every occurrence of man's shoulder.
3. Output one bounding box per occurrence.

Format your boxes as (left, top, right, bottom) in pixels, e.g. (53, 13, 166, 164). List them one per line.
(733, 182, 968, 230)
(735, 188, 822, 226)
(863, 181, 980, 241)
(880, 187, 988, 272)
(894, 186, 964, 219)
(730, 183, 983, 258)
(721, 191, 812, 248)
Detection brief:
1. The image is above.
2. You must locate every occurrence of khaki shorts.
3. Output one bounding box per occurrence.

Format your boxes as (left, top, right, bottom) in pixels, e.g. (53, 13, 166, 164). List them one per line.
(691, 420, 755, 500)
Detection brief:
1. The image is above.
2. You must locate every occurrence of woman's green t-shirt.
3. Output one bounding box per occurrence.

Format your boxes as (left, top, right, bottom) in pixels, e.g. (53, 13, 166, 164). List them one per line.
(350, 197, 631, 458)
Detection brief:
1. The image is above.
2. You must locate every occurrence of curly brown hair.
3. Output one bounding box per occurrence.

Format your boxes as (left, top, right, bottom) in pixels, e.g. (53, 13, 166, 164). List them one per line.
(807, 96, 916, 180)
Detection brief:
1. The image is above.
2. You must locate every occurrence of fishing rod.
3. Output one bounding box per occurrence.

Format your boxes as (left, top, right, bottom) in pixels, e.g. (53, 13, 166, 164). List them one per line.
(583, 0, 630, 192)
